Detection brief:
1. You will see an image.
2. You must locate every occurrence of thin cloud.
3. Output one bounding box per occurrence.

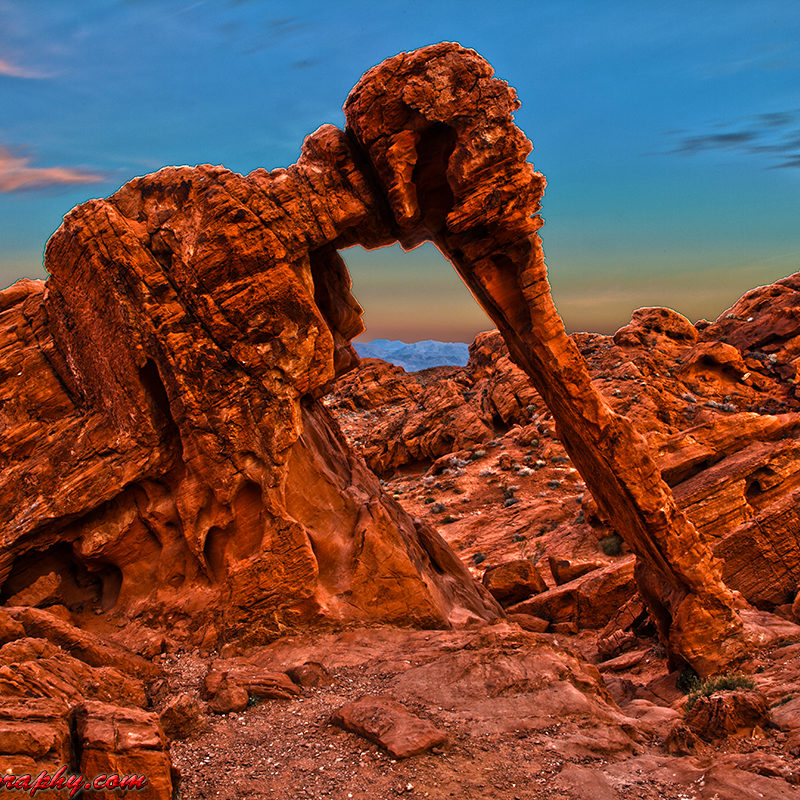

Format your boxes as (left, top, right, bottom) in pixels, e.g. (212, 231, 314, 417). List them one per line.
(0, 57, 48, 79)
(0, 147, 106, 193)
(674, 130, 759, 154)
(666, 110, 800, 169)
(756, 112, 796, 128)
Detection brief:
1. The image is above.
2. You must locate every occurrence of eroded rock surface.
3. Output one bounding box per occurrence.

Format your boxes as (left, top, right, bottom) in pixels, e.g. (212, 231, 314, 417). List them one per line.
(166, 623, 800, 800)
(0, 610, 172, 795)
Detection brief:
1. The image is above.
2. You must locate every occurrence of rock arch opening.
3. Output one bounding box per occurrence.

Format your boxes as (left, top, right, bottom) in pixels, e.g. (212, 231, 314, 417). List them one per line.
(339, 242, 493, 351)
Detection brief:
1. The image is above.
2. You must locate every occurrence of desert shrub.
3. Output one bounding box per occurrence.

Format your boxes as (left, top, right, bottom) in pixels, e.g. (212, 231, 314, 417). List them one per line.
(430, 502, 445, 514)
(539, 523, 555, 535)
(676, 666, 700, 694)
(685, 673, 756, 711)
(599, 533, 623, 556)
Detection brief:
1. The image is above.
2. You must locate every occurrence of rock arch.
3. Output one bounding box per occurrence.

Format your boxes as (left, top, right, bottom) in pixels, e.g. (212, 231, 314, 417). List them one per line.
(0, 43, 743, 672)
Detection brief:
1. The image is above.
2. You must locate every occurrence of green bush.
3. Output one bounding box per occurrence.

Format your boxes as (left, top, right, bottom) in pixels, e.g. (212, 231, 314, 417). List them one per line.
(599, 533, 623, 556)
(676, 666, 700, 694)
(685, 672, 756, 711)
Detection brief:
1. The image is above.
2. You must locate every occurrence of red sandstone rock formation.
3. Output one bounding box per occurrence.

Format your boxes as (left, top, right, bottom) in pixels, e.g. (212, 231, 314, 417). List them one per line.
(0, 43, 751, 678)
(481, 559, 547, 606)
(331, 695, 449, 758)
(0, 607, 172, 790)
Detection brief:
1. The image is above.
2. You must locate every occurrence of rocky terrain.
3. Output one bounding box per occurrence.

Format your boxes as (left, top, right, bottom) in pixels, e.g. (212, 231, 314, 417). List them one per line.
(330, 291, 800, 617)
(0, 41, 799, 800)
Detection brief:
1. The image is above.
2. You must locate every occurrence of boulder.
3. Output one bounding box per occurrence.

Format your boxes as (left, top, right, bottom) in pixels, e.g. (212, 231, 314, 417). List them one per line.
(507, 558, 637, 629)
(331, 695, 447, 758)
(548, 556, 607, 586)
(73, 701, 172, 800)
(159, 693, 207, 740)
(685, 690, 769, 741)
(286, 661, 332, 688)
(481, 559, 547, 606)
(506, 613, 549, 633)
(203, 662, 300, 713)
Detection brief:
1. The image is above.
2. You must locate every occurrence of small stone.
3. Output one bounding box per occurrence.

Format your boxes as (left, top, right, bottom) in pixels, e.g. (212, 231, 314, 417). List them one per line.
(287, 661, 332, 688)
(159, 693, 207, 740)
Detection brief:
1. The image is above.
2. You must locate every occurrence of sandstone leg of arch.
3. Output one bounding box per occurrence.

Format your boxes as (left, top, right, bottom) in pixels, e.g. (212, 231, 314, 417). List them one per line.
(344, 43, 746, 674)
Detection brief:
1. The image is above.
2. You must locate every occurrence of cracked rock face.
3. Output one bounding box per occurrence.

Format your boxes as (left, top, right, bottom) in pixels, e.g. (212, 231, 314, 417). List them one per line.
(0, 43, 744, 672)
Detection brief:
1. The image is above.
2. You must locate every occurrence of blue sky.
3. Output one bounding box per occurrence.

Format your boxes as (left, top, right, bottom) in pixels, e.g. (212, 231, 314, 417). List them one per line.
(1, 0, 798, 340)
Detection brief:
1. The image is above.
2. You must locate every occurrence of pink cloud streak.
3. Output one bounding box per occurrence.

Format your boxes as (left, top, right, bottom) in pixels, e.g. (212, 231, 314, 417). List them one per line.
(0, 147, 105, 193)
(0, 57, 48, 79)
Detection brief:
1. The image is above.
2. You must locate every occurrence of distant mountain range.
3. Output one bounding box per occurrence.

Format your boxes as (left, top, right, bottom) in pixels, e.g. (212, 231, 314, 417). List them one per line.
(354, 339, 470, 372)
